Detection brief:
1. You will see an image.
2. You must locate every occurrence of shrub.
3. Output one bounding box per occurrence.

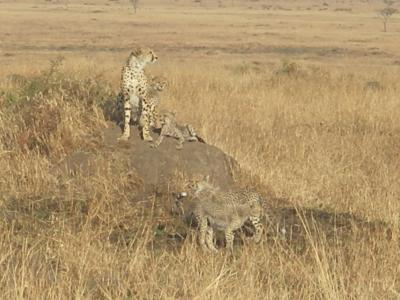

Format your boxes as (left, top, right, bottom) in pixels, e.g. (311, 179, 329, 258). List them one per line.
(0, 58, 114, 158)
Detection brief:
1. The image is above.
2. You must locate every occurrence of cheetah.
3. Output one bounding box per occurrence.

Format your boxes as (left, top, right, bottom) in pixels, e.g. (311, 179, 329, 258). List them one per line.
(150, 111, 205, 150)
(116, 75, 167, 129)
(118, 47, 158, 141)
(138, 75, 168, 131)
(174, 179, 265, 252)
(146, 75, 168, 107)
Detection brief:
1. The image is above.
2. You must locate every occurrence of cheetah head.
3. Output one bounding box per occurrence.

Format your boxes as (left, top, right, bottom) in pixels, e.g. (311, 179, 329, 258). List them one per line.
(130, 47, 158, 64)
(163, 110, 176, 120)
(249, 200, 264, 217)
(185, 124, 198, 141)
(171, 191, 188, 216)
(150, 76, 168, 91)
(188, 175, 217, 195)
(158, 110, 177, 127)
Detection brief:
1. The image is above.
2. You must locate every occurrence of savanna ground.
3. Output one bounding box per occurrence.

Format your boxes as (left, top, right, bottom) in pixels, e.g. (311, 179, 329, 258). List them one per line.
(1, 0, 400, 298)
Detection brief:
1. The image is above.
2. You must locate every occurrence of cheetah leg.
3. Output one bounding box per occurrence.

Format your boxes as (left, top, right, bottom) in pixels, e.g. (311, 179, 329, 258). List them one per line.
(175, 135, 185, 150)
(249, 216, 263, 243)
(225, 229, 235, 252)
(197, 216, 209, 252)
(150, 107, 162, 129)
(115, 93, 124, 128)
(205, 227, 218, 252)
(150, 127, 166, 149)
(118, 92, 133, 141)
(186, 124, 199, 142)
(140, 110, 153, 142)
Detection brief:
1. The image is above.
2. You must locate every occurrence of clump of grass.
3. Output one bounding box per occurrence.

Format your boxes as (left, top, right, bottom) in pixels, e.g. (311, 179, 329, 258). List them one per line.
(0, 58, 114, 158)
(274, 59, 302, 77)
(4, 56, 113, 108)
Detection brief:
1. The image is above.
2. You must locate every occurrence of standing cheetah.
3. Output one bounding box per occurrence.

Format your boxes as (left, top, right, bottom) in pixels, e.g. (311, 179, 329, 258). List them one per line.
(151, 111, 204, 150)
(118, 47, 158, 141)
(174, 180, 265, 252)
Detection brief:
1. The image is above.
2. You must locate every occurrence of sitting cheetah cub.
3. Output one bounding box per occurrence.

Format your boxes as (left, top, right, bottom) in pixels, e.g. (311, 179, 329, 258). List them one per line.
(174, 180, 265, 252)
(116, 75, 167, 128)
(151, 111, 204, 150)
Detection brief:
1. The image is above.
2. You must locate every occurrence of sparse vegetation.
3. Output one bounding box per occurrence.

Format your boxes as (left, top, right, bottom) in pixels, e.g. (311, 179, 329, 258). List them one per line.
(274, 59, 302, 76)
(378, 6, 398, 32)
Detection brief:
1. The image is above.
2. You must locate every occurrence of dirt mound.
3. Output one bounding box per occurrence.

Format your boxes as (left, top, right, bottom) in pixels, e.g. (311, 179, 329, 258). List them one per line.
(59, 122, 239, 193)
(55, 122, 395, 251)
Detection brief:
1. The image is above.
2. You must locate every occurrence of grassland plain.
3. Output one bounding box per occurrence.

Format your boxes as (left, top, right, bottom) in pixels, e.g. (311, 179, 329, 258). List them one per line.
(1, 0, 400, 298)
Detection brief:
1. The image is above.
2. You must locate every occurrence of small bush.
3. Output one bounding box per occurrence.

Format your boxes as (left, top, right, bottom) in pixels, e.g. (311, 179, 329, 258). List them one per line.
(0, 58, 114, 158)
(274, 59, 302, 77)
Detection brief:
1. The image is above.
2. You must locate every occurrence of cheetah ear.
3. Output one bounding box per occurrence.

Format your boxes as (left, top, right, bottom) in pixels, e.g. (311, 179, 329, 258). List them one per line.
(177, 191, 187, 199)
(131, 47, 142, 57)
(172, 191, 187, 198)
(203, 175, 210, 182)
(171, 192, 186, 215)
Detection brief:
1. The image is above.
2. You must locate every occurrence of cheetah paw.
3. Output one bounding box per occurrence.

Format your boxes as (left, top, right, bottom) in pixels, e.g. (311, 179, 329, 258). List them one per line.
(142, 135, 153, 142)
(118, 134, 129, 141)
(208, 246, 218, 253)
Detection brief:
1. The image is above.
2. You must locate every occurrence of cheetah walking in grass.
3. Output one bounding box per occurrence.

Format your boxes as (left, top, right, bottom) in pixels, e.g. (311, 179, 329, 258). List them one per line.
(174, 179, 265, 252)
(151, 111, 205, 150)
(118, 47, 158, 141)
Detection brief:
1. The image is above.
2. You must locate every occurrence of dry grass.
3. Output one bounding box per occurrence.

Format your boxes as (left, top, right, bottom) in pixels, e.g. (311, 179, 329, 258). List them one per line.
(1, 0, 400, 298)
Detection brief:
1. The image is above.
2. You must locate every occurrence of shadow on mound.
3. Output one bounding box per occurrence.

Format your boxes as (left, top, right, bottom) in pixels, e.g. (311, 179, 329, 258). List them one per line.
(148, 204, 395, 253)
(58, 122, 239, 193)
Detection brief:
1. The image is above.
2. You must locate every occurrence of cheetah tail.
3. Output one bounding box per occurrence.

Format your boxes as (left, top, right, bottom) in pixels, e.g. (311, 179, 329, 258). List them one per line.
(196, 136, 206, 144)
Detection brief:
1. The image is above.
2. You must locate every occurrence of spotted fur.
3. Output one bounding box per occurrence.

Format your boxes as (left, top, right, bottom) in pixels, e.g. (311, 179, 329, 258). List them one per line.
(174, 180, 265, 252)
(151, 111, 204, 150)
(138, 75, 167, 132)
(116, 75, 167, 129)
(118, 47, 158, 141)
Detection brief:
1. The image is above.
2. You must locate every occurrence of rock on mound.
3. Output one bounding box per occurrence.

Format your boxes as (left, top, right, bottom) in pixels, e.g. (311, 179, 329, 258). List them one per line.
(60, 122, 239, 193)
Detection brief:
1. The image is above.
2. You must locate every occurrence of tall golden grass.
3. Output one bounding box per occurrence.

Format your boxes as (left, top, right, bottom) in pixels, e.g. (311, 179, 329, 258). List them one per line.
(1, 0, 400, 297)
(0, 56, 399, 298)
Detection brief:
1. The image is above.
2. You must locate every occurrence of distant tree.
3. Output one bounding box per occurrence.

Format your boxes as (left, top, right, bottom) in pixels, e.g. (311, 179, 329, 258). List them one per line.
(47, 0, 69, 9)
(130, 0, 139, 13)
(378, 7, 398, 32)
(383, 0, 395, 6)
